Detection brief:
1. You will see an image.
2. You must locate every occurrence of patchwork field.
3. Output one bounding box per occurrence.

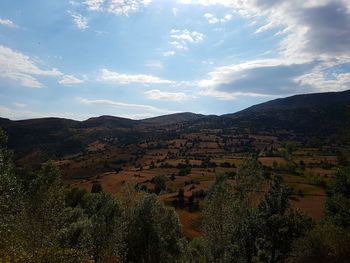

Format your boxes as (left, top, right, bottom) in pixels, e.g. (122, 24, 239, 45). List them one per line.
(57, 128, 337, 238)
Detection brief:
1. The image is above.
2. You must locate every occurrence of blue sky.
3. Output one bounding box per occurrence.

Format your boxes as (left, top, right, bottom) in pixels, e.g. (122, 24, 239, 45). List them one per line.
(1, 0, 350, 120)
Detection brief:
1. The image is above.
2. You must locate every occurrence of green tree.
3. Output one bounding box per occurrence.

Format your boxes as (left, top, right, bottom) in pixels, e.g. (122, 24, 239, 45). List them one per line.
(153, 175, 166, 195)
(256, 177, 312, 263)
(235, 158, 265, 206)
(325, 167, 350, 228)
(202, 160, 311, 263)
(123, 190, 186, 263)
(81, 192, 125, 262)
(91, 182, 103, 193)
(0, 130, 22, 259)
(202, 176, 237, 262)
(21, 161, 70, 262)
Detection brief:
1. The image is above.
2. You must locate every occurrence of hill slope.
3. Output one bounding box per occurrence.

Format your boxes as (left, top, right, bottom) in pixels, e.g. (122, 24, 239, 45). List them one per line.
(221, 90, 350, 138)
(237, 90, 350, 113)
(1, 90, 349, 164)
(141, 112, 206, 125)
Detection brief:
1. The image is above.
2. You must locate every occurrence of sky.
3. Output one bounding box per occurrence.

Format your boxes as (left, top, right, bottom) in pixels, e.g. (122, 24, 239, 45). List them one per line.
(0, 0, 350, 120)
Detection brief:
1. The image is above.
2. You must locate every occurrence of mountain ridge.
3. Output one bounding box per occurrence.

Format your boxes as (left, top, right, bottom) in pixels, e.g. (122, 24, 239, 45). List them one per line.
(1, 90, 349, 165)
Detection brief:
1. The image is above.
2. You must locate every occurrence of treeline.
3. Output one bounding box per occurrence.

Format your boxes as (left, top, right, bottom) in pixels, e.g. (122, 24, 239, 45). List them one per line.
(1, 129, 350, 262)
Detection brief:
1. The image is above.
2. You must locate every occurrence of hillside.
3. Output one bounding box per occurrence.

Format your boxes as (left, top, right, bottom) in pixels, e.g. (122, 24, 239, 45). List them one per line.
(141, 112, 206, 125)
(221, 90, 350, 139)
(1, 90, 349, 165)
(237, 90, 350, 113)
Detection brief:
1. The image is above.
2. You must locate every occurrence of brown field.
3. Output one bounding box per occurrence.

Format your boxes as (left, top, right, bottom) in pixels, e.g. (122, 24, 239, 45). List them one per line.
(58, 128, 339, 238)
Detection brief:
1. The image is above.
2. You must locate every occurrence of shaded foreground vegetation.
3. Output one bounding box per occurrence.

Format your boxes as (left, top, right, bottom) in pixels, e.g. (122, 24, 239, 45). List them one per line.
(1, 129, 350, 263)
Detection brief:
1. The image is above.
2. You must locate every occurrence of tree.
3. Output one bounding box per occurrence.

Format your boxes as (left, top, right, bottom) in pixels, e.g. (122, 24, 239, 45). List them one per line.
(325, 167, 350, 228)
(153, 175, 166, 195)
(81, 192, 125, 262)
(123, 191, 186, 263)
(65, 187, 87, 207)
(21, 161, 70, 262)
(91, 182, 103, 193)
(235, 158, 266, 206)
(0, 130, 22, 259)
(178, 188, 185, 208)
(202, 176, 237, 262)
(256, 177, 312, 263)
(202, 160, 311, 263)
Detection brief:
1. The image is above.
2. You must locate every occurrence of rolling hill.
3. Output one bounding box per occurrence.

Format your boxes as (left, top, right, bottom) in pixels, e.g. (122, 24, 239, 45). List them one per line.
(1, 90, 349, 165)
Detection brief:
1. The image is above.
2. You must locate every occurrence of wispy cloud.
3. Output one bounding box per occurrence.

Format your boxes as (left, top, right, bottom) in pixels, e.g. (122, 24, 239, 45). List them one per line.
(163, 51, 176, 57)
(98, 68, 174, 85)
(144, 89, 194, 101)
(83, 0, 152, 15)
(204, 13, 232, 24)
(0, 45, 62, 88)
(14, 102, 26, 108)
(172, 7, 178, 16)
(169, 29, 205, 50)
(59, 74, 84, 85)
(70, 12, 89, 30)
(0, 18, 18, 28)
(78, 97, 174, 114)
(177, 0, 350, 99)
(145, 60, 163, 69)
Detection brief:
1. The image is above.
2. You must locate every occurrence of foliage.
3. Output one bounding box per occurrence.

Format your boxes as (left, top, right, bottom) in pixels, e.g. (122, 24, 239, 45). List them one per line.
(325, 167, 350, 228)
(202, 177, 237, 262)
(153, 175, 167, 195)
(289, 224, 350, 263)
(256, 177, 313, 263)
(91, 182, 103, 193)
(0, 130, 186, 262)
(0, 130, 22, 259)
(203, 160, 311, 263)
(122, 189, 186, 263)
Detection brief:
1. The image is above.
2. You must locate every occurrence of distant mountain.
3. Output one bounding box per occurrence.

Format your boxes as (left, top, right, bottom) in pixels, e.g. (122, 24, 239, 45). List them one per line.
(141, 112, 206, 125)
(222, 90, 350, 138)
(236, 90, 350, 113)
(1, 90, 349, 165)
(80, 115, 137, 129)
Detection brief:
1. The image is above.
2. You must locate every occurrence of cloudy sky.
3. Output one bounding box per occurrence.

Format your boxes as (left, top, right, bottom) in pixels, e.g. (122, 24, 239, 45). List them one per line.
(1, 0, 350, 120)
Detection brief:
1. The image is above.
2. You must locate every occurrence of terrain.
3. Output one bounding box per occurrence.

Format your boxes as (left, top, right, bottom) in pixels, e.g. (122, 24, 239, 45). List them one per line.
(1, 90, 349, 238)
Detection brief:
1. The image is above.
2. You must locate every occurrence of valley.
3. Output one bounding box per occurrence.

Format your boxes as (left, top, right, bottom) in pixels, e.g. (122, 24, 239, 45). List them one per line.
(1, 90, 348, 239)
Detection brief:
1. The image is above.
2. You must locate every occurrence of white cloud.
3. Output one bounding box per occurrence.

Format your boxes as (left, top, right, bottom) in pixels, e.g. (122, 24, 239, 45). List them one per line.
(0, 18, 17, 28)
(296, 71, 350, 93)
(197, 58, 316, 98)
(204, 13, 232, 24)
(163, 51, 176, 57)
(14, 102, 26, 108)
(177, 0, 235, 7)
(83, 0, 152, 15)
(78, 97, 174, 114)
(178, 0, 350, 61)
(144, 89, 194, 101)
(0, 45, 62, 88)
(178, 0, 350, 99)
(169, 29, 205, 50)
(171, 29, 204, 43)
(98, 68, 174, 84)
(172, 7, 178, 16)
(70, 12, 89, 30)
(59, 75, 84, 85)
(145, 60, 163, 69)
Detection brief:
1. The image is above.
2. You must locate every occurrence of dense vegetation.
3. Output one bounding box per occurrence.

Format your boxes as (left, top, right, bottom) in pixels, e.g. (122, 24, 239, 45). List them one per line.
(1, 128, 350, 263)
